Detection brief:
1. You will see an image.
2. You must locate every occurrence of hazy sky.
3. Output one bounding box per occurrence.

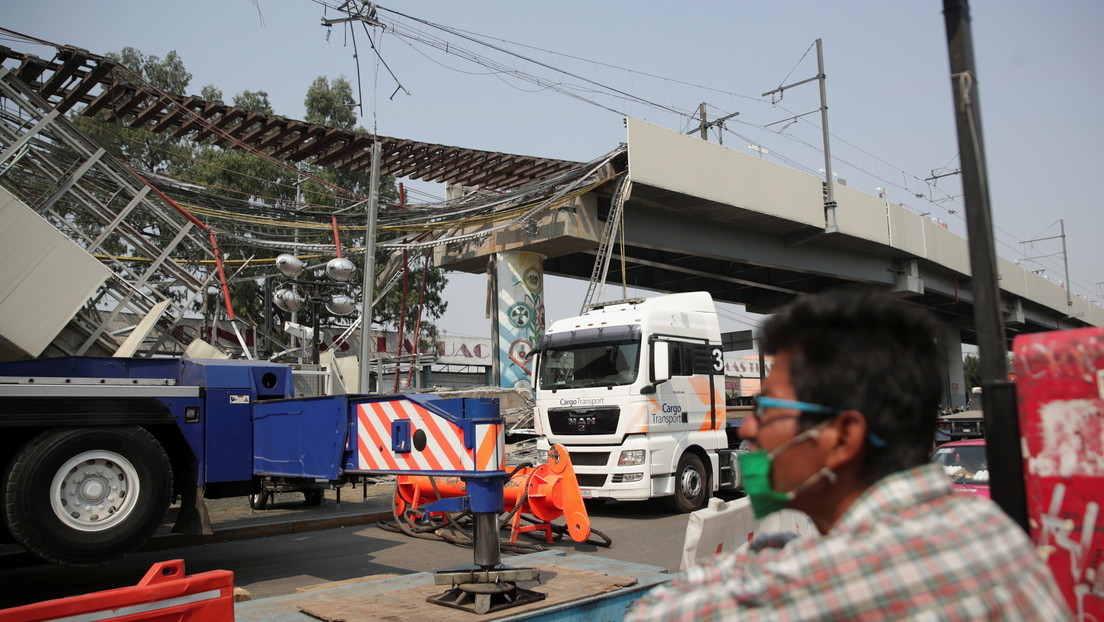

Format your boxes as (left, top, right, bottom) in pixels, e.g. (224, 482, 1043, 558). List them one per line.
(3, 1, 1101, 338)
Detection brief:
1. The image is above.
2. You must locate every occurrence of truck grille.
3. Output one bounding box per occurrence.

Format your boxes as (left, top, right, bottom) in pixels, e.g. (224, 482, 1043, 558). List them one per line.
(576, 474, 608, 487)
(952, 420, 984, 438)
(547, 406, 620, 435)
(567, 452, 611, 467)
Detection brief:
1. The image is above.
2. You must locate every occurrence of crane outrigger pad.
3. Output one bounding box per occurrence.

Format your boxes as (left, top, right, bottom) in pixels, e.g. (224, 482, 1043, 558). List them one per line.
(427, 569, 546, 615)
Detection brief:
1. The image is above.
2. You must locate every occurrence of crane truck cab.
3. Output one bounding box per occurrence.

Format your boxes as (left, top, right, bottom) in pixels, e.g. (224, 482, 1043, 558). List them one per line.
(531, 292, 741, 512)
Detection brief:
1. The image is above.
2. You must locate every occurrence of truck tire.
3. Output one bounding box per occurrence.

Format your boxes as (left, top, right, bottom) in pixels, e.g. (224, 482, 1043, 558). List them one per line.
(303, 488, 324, 506)
(2, 427, 172, 566)
(664, 452, 709, 513)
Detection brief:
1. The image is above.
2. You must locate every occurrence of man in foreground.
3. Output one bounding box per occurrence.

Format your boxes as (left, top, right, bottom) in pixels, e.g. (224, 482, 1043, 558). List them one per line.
(627, 289, 1068, 621)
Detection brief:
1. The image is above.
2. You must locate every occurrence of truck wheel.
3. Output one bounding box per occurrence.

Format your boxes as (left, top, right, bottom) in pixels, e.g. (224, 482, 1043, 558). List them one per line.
(303, 489, 324, 506)
(664, 452, 708, 513)
(2, 427, 172, 566)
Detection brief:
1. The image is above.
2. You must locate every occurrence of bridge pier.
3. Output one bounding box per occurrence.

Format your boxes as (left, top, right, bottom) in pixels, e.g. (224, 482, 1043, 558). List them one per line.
(942, 324, 968, 409)
(490, 251, 545, 390)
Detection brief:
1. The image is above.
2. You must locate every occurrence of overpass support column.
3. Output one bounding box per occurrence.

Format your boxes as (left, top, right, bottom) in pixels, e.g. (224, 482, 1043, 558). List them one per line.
(490, 252, 545, 390)
(942, 324, 968, 409)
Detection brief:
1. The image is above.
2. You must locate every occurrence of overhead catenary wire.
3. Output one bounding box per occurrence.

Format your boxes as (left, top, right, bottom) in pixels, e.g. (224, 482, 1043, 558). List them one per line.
(311, 6, 1097, 303)
(5, 10, 1094, 304)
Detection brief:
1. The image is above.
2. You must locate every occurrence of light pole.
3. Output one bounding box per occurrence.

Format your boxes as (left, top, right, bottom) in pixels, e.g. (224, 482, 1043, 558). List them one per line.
(272, 254, 357, 365)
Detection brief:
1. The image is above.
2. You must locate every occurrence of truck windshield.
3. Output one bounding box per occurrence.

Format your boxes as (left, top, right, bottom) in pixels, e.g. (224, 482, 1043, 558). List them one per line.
(538, 338, 640, 389)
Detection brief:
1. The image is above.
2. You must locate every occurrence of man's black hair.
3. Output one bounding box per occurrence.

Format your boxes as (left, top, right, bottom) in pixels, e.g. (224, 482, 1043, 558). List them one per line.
(759, 288, 946, 481)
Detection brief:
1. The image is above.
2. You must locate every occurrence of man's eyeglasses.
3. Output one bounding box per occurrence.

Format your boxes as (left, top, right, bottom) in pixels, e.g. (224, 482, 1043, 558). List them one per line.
(751, 396, 888, 448)
(753, 396, 842, 422)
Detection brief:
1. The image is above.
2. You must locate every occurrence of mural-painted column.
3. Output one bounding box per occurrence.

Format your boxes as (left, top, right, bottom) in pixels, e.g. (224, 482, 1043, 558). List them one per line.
(491, 252, 545, 390)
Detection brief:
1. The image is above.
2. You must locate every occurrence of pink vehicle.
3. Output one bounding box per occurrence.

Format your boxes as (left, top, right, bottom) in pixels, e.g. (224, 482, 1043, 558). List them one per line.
(930, 438, 990, 498)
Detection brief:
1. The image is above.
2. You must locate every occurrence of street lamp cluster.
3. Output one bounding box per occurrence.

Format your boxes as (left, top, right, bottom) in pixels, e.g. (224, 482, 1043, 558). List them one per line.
(272, 253, 358, 364)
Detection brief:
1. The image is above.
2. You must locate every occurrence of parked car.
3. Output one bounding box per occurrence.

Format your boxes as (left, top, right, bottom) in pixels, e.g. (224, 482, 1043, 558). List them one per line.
(930, 438, 990, 497)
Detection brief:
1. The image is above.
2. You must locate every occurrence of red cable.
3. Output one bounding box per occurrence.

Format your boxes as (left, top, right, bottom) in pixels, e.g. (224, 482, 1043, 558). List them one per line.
(207, 232, 236, 321)
(393, 248, 410, 393)
(406, 252, 430, 387)
(120, 162, 237, 321)
(331, 215, 343, 257)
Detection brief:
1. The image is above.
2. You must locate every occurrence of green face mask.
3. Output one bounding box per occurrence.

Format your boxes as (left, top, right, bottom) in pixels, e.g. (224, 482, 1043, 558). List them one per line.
(737, 426, 837, 519)
(738, 449, 793, 518)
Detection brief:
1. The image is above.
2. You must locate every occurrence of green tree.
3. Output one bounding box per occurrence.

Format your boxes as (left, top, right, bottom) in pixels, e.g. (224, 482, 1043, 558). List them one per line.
(190, 89, 293, 206)
(74, 47, 195, 173)
(963, 353, 980, 394)
(67, 47, 450, 355)
(297, 75, 449, 344)
(304, 76, 357, 128)
(187, 88, 297, 328)
(299, 76, 374, 204)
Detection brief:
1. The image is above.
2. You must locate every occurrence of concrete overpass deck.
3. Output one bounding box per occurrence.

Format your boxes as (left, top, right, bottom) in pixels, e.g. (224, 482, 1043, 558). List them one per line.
(438, 118, 1102, 346)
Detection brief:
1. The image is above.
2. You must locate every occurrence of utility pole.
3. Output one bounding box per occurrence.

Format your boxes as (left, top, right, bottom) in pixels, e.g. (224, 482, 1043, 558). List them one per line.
(358, 139, 382, 393)
(762, 38, 836, 230)
(1060, 218, 1072, 312)
(1022, 219, 1073, 314)
(815, 39, 836, 229)
(943, 0, 1027, 531)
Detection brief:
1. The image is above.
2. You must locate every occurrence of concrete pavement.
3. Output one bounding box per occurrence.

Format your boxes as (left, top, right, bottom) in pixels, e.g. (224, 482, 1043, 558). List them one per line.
(144, 478, 398, 553)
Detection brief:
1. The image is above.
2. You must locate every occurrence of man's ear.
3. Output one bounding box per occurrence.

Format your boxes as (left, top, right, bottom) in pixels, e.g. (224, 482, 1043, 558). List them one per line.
(822, 410, 867, 469)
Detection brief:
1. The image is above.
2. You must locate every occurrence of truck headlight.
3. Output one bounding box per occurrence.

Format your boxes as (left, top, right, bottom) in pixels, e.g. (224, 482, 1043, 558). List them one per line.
(618, 449, 646, 466)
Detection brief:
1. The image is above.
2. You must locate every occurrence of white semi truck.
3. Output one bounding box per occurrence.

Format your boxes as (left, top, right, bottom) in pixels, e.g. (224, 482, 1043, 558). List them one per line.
(532, 292, 743, 512)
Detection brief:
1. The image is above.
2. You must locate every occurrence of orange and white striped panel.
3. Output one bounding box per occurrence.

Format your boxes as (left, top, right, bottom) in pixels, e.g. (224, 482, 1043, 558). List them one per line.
(475, 421, 504, 472)
(355, 398, 502, 473)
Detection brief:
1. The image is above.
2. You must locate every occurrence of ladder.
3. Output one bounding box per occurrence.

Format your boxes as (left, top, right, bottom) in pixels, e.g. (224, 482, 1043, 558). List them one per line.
(580, 173, 631, 313)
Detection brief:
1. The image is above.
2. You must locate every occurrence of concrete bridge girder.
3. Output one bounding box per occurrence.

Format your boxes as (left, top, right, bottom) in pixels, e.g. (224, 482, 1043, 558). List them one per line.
(435, 117, 1097, 347)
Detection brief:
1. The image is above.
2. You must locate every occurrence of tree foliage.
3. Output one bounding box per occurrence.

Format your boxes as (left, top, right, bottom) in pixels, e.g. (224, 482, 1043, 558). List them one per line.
(73, 47, 195, 173)
(296, 75, 448, 341)
(963, 353, 980, 394)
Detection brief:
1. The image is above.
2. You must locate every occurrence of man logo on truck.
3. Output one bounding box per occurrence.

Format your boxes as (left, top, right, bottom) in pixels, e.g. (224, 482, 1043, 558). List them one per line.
(568, 415, 598, 432)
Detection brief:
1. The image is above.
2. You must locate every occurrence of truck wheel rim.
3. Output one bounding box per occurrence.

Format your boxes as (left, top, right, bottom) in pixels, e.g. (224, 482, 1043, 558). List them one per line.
(681, 467, 702, 499)
(50, 451, 140, 532)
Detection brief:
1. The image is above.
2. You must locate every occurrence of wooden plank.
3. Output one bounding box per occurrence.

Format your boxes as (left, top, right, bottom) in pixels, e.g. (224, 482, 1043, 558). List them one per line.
(295, 563, 637, 622)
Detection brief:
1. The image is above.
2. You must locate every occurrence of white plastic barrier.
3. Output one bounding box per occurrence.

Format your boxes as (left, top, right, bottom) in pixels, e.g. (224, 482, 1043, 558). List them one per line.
(680, 497, 818, 569)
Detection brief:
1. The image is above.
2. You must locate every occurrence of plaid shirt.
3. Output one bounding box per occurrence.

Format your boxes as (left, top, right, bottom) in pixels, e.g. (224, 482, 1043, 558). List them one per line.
(627, 464, 1070, 621)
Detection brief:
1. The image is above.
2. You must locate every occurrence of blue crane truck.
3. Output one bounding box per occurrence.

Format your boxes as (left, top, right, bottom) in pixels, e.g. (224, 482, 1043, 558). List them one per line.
(0, 356, 507, 568)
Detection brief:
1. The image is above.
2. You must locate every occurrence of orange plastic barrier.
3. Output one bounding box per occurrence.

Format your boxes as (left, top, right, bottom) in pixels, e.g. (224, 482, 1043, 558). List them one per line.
(1, 559, 235, 622)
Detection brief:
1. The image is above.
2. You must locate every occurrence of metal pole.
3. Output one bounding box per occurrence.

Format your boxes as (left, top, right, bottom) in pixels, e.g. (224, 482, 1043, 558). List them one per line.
(311, 296, 321, 366)
(1060, 218, 1072, 312)
(358, 140, 382, 392)
(943, 0, 1027, 531)
(472, 512, 501, 568)
(816, 39, 837, 230)
(488, 257, 500, 387)
(262, 276, 273, 358)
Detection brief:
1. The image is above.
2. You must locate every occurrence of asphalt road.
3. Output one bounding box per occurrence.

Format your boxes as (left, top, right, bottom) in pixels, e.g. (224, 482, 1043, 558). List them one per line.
(0, 483, 743, 609)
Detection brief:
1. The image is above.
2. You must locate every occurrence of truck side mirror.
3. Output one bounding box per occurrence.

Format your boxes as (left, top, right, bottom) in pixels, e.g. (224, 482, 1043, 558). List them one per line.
(652, 341, 670, 386)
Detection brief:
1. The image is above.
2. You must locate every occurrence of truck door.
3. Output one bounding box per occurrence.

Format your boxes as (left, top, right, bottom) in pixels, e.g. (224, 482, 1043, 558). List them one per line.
(652, 339, 718, 434)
